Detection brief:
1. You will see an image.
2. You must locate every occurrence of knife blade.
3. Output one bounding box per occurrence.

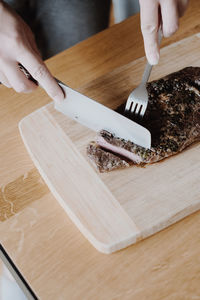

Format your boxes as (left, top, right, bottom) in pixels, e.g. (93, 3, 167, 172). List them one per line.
(54, 81, 151, 149)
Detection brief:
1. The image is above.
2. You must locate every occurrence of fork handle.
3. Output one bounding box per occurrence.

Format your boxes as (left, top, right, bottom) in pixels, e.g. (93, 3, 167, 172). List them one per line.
(141, 62, 152, 84)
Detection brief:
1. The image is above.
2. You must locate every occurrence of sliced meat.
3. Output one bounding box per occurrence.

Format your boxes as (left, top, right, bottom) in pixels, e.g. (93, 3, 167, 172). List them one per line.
(87, 67, 200, 172)
(87, 141, 131, 172)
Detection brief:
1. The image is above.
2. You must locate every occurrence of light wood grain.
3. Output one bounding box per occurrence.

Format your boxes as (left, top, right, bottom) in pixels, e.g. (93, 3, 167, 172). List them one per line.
(0, 0, 200, 298)
(19, 108, 140, 253)
(19, 34, 200, 253)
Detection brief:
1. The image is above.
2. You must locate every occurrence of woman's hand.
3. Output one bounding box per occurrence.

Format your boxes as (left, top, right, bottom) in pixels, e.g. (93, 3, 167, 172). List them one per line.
(139, 0, 189, 65)
(0, 2, 64, 102)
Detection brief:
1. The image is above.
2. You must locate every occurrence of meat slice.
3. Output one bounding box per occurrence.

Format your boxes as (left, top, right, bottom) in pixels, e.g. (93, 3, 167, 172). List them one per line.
(87, 141, 131, 172)
(87, 67, 200, 172)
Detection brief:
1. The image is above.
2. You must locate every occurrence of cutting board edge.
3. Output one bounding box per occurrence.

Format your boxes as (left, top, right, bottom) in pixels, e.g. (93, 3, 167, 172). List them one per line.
(18, 113, 142, 254)
(140, 202, 200, 240)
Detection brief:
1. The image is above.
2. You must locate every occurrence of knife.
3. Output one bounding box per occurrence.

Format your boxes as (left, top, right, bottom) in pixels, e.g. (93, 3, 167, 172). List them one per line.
(54, 81, 151, 149)
(17, 65, 151, 148)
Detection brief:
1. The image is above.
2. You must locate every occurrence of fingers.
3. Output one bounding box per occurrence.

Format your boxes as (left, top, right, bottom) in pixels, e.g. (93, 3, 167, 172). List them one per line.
(19, 51, 64, 102)
(0, 1, 63, 100)
(160, 0, 179, 37)
(139, 0, 160, 65)
(0, 71, 11, 88)
(1, 59, 37, 93)
(140, 0, 188, 65)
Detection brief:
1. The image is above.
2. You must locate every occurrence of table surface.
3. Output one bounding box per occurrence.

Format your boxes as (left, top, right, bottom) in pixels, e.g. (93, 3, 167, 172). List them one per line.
(0, 1, 200, 299)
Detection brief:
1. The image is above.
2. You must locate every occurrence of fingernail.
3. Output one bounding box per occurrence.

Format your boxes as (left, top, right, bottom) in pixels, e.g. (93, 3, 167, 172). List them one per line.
(54, 95, 64, 104)
(147, 52, 159, 65)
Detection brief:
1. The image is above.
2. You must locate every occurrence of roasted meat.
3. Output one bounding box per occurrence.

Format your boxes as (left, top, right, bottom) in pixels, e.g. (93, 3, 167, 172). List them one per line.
(87, 67, 200, 172)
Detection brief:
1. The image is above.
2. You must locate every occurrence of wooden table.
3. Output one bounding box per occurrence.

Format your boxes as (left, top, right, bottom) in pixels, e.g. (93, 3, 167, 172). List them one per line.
(0, 1, 200, 299)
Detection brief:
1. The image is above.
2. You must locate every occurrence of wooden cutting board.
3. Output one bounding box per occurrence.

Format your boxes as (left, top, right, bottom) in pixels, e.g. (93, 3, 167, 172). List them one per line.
(19, 34, 200, 254)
